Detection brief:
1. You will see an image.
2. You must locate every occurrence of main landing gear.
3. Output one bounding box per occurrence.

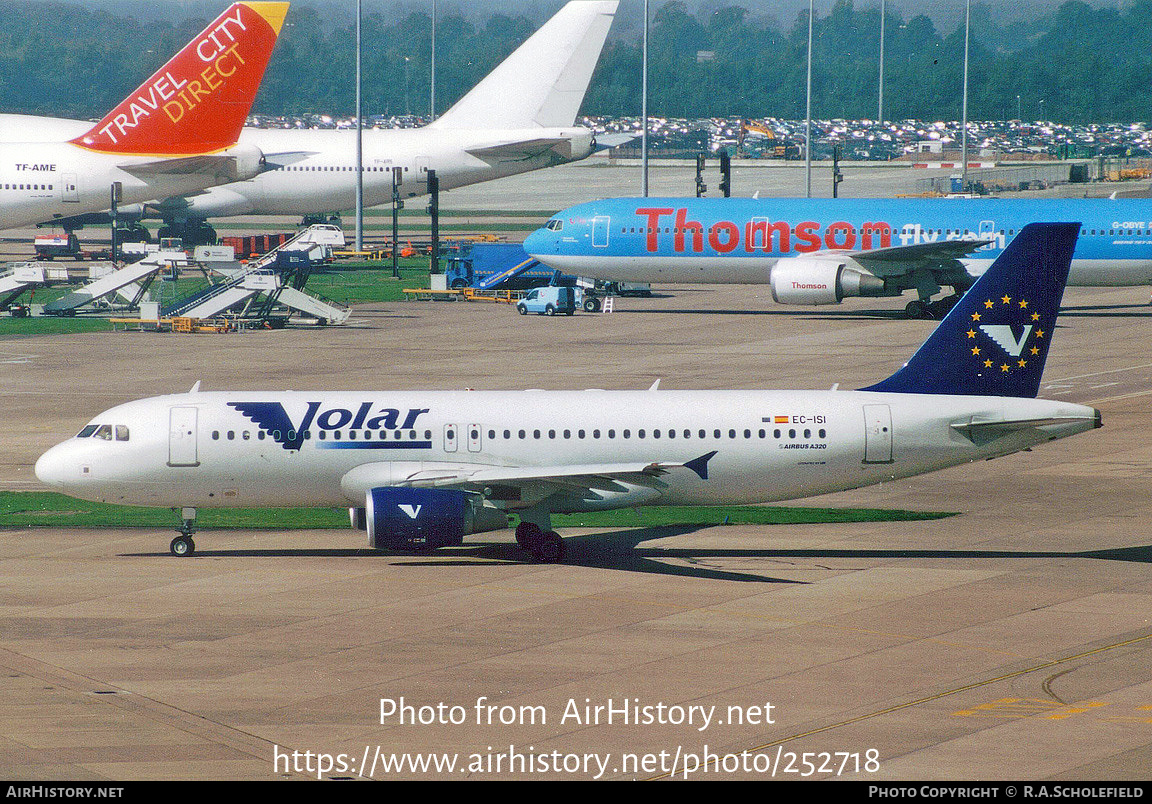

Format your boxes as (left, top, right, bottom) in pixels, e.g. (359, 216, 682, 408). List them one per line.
(514, 521, 566, 563)
(905, 293, 962, 320)
(170, 508, 197, 556)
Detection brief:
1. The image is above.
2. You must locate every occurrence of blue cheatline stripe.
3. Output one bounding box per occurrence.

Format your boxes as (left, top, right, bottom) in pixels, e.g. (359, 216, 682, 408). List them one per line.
(317, 441, 434, 450)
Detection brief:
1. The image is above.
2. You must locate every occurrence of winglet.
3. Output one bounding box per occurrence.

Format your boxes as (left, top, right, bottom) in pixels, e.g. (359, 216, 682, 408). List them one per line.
(684, 451, 718, 481)
(861, 222, 1080, 398)
(69, 2, 288, 156)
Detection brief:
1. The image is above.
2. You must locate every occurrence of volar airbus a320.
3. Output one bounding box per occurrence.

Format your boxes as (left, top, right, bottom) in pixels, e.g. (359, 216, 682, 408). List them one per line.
(36, 224, 1099, 562)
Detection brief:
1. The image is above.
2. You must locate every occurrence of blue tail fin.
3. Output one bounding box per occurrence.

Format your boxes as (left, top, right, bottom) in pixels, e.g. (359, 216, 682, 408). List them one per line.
(862, 222, 1080, 398)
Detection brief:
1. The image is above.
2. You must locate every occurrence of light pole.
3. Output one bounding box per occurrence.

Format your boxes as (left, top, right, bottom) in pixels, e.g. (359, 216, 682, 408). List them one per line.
(805, 0, 813, 198)
(355, 0, 363, 251)
(961, 0, 970, 192)
(641, 0, 649, 197)
(878, 0, 885, 123)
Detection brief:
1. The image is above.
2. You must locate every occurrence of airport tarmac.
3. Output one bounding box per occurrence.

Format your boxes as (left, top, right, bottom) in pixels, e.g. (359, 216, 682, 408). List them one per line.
(2, 277, 1151, 780)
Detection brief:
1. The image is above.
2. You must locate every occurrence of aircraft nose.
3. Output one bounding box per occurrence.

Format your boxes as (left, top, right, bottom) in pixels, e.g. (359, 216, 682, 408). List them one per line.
(35, 443, 72, 490)
(522, 227, 551, 257)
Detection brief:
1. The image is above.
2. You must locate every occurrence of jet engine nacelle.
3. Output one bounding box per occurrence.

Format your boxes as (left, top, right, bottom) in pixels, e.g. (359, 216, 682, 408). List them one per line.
(363, 487, 508, 550)
(770, 257, 886, 305)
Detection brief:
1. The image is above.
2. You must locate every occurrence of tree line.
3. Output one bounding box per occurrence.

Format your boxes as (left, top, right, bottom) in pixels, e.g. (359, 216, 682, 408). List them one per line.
(2, 0, 1150, 124)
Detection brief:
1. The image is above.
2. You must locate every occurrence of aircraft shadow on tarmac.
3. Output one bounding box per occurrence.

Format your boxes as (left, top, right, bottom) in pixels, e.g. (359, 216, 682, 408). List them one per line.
(120, 526, 1152, 583)
(1056, 302, 1152, 317)
(623, 301, 1152, 321)
(624, 307, 910, 320)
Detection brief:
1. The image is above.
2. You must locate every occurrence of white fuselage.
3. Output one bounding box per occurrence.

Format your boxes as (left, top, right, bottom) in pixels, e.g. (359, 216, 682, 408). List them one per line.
(0, 115, 596, 223)
(176, 125, 596, 217)
(0, 139, 262, 230)
(35, 389, 1098, 514)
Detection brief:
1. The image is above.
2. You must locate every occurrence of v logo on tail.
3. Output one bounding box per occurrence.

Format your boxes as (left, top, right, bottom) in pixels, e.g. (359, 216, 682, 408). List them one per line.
(862, 222, 1080, 398)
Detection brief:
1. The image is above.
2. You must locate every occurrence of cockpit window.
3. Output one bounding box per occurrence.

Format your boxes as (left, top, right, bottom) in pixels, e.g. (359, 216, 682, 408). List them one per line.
(93, 424, 113, 441)
(545, 219, 563, 231)
(77, 424, 99, 438)
(115, 425, 129, 441)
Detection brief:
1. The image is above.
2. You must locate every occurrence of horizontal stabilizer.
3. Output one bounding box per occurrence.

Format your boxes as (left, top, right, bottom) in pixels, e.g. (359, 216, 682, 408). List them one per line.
(950, 414, 1100, 445)
(261, 151, 317, 170)
(593, 133, 638, 150)
(118, 149, 259, 180)
(465, 138, 572, 163)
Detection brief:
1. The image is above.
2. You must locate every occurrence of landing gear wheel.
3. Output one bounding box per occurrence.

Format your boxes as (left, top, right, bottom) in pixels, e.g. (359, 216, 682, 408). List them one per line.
(926, 294, 961, 319)
(904, 300, 929, 320)
(170, 535, 195, 557)
(533, 530, 566, 563)
(515, 521, 542, 550)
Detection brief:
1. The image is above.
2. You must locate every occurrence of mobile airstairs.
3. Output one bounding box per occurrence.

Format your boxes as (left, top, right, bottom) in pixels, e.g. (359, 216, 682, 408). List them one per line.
(43, 250, 188, 314)
(0, 262, 71, 309)
(161, 225, 351, 325)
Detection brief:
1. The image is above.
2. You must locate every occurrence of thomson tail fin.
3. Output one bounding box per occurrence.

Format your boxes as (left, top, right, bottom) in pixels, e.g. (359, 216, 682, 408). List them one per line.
(430, 1, 617, 130)
(862, 222, 1080, 398)
(69, 2, 288, 155)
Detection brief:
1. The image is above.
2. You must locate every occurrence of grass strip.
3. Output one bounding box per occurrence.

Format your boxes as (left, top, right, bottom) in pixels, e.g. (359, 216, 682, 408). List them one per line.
(3, 492, 953, 531)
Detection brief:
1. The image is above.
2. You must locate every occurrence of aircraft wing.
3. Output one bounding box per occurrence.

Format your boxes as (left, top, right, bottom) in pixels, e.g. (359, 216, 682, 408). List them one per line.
(847, 239, 992, 278)
(342, 452, 717, 506)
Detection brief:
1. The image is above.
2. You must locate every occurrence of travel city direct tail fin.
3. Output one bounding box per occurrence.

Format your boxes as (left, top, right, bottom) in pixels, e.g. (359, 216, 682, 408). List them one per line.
(69, 2, 288, 156)
(861, 222, 1080, 398)
(430, 1, 617, 130)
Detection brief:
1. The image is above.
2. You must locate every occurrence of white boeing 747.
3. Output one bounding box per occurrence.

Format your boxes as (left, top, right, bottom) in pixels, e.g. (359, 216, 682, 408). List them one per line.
(1, 1, 619, 243)
(0, 2, 288, 231)
(36, 224, 1100, 561)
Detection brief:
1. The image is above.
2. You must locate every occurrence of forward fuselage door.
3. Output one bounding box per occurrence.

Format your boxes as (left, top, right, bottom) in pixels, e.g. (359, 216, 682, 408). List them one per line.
(467, 424, 483, 452)
(979, 219, 997, 251)
(444, 423, 458, 453)
(592, 215, 610, 248)
(62, 173, 79, 203)
(862, 404, 893, 464)
(168, 406, 199, 467)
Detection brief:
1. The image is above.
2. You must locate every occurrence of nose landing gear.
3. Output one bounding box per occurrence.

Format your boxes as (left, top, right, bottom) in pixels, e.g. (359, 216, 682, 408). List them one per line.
(170, 508, 197, 556)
